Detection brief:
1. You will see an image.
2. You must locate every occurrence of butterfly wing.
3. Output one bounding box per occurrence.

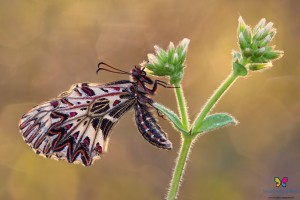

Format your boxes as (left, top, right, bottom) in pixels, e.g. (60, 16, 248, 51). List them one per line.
(19, 81, 135, 166)
(274, 177, 281, 187)
(281, 177, 288, 187)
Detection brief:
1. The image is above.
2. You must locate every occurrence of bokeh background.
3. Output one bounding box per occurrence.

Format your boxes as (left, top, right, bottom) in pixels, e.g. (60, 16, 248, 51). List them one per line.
(0, 0, 299, 199)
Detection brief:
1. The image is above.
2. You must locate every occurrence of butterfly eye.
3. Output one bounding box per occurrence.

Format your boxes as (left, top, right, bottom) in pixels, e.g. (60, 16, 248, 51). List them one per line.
(141, 71, 146, 76)
(132, 71, 138, 76)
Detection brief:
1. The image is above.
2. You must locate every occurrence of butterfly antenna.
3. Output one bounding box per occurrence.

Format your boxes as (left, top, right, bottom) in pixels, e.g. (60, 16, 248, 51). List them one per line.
(97, 62, 130, 75)
(96, 68, 130, 75)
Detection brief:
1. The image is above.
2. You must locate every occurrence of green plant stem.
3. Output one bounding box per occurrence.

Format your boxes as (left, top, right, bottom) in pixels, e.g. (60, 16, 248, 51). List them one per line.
(167, 83, 191, 200)
(192, 72, 238, 132)
(174, 83, 189, 130)
(167, 73, 238, 199)
(167, 136, 193, 200)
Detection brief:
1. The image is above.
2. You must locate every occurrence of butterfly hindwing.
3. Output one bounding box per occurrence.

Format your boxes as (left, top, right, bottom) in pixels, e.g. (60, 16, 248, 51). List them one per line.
(19, 81, 135, 166)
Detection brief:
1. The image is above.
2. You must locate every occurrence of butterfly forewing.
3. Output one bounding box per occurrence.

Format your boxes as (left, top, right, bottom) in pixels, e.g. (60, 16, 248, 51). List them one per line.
(19, 81, 135, 166)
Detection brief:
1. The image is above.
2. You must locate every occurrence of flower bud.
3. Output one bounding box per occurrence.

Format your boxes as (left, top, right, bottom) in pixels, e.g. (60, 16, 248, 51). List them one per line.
(263, 50, 284, 60)
(234, 16, 283, 74)
(248, 62, 272, 71)
(143, 38, 190, 84)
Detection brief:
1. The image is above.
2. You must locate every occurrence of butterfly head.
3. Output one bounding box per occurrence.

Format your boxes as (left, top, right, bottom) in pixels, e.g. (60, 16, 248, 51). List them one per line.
(131, 66, 152, 84)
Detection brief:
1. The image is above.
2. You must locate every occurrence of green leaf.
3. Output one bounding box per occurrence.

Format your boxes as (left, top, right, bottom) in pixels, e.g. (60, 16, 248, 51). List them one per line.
(233, 61, 248, 76)
(191, 113, 238, 135)
(153, 102, 189, 134)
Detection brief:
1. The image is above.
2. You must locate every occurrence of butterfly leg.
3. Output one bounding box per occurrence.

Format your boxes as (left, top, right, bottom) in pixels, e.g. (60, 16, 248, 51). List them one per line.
(156, 109, 165, 119)
(145, 80, 179, 95)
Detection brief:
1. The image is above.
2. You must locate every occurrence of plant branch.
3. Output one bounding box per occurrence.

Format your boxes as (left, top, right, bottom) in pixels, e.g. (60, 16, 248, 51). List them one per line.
(192, 72, 238, 132)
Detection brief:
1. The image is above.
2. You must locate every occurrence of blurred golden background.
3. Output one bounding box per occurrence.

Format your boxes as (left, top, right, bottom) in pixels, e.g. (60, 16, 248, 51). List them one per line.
(0, 0, 299, 200)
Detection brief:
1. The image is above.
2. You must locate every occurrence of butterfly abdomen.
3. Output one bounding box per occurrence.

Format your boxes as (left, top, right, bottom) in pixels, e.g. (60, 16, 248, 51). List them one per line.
(134, 103, 172, 150)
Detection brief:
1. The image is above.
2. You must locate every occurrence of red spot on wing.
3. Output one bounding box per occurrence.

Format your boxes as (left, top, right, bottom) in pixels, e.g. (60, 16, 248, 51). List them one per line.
(83, 137, 90, 146)
(50, 100, 59, 108)
(95, 142, 102, 154)
(69, 112, 77, 117)
(82, 87, 95, 96)
(65, 124, 73, 130)
(112, 87, 120, 91)
(73, 131, 79, 140)
(113, 100, 121, 106)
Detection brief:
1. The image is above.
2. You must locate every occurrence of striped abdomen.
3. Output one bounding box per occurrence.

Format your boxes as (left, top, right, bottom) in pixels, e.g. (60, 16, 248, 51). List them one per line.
(134, 103, 172, 150)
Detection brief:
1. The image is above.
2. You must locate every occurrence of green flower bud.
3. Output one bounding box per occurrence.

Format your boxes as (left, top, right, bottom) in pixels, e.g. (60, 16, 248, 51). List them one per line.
(258, 35, 272, 47)
(238, 17, 252, 48)
(243, 48, 252, 57)
(234, 16, 283, 74)
(239, 32, 249, 50)
(247, 62, 272, 71)
(253, 18, 266, 33)
(263, 50, 284, 60)
(143, 38, 190, 84)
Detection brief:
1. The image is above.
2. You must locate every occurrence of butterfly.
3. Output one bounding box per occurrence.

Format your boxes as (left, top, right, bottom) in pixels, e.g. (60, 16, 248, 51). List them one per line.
(19, 62, 173, 166)
(274, 177, 288, 187)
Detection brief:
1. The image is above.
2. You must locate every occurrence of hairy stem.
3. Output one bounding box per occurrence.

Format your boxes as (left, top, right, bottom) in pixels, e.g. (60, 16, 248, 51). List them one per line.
(167, 73, 238, 199)
(174, 83, 189, 130)
(167, 83, 191, 200)
(192, 72, 238, 132)
(167, 136, 193, 200)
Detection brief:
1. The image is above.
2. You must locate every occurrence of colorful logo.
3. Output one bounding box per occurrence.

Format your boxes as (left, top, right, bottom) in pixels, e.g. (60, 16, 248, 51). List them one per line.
(274, 177, 288, 187)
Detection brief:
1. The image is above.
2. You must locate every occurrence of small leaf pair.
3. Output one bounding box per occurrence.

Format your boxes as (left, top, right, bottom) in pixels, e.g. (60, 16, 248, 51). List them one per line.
(153, 103, 237, 136)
